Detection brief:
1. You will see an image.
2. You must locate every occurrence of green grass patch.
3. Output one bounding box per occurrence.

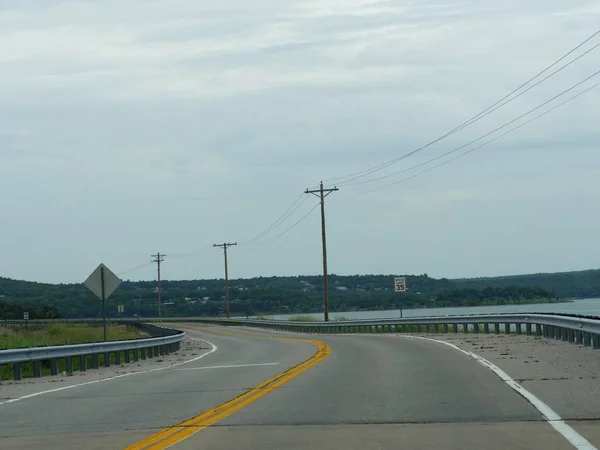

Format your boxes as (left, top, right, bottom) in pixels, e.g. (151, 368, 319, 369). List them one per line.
(0, 324, 147, 350)
(0, 324, 149, 381)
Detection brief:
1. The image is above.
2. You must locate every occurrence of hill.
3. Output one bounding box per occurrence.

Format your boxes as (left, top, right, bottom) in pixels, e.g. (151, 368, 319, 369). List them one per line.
(0, 268, 590, 318)
(455, 268, 600, 299)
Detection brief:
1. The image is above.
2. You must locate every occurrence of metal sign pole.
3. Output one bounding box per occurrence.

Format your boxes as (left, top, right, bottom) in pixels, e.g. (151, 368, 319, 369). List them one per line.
(101, 266, 107, 342)
(400, 293, 403, 318)
(394, 277, 406, 319)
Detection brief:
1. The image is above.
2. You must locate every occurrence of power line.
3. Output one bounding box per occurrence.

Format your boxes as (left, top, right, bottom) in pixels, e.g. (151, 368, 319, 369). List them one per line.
(117, 262, 154, 277)
(323, 29, 600, 186)
(342, 80, 600, 199)
(169, 245, 213, 259)
(339, 68, 600, 188)
(239, 193, 308, 245)
(247, 202, 320, 246)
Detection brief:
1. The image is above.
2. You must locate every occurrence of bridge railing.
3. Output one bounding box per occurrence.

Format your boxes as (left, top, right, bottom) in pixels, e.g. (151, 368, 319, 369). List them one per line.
(145, 313, 600, 349)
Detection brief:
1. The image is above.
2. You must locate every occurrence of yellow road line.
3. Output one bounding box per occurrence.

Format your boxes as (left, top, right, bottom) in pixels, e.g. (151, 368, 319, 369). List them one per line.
(126, 326, 330, 450)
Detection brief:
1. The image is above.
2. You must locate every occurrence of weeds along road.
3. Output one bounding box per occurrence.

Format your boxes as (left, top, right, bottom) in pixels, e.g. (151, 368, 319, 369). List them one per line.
(0, 324, 599, 450)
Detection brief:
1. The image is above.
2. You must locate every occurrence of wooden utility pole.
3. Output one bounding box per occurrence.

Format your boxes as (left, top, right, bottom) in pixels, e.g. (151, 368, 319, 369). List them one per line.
(213, 243, 237, 318)
(151, 253, 166, 319)
(305, 181, 339, 321)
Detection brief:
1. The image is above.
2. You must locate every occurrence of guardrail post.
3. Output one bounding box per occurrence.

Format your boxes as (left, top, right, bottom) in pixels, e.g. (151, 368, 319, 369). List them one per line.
(515, 323, 522, 335)
(13, 363, 22, 381)
(104, 352, 111, 367)
(535, 324, 542, 336)
(133, 349, 139, 362)
(443, 324, 449, 333)
(525, 323, 532, 336)
(452, 323, 458, 333)
(473, 323, 479, 334)
(592, 334, 600, 349)
(141, 348, 147, 360)
(125, 351, 131, 363)
(562, 328, 569, 342)
(80, 355, 87, 372)
(494, 323, 500, 334)
(568, 329, 575, 343)
(92, 354, 100, 369)
(51, 358, 59, 375)
(115, 351, 122, 365)
(555, 327, 561, 340)
(66, 356, 73, 373)
(483, 323, 489, 334)
(504, 323, 510, 334)
(33, 361, 42, 378)
(583, 333, 591, 347)
(463, 323, 468, 334)
(576, 330, 583, 345)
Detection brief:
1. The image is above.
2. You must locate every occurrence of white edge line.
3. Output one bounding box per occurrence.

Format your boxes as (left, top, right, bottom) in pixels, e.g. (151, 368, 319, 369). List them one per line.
(0, 338, 217, 407)
(401, 335, 597, 450)
(173, 362, 280, 371)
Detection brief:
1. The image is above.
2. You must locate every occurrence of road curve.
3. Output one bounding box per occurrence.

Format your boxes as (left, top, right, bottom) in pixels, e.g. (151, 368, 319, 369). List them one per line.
(0, 324, 598, 449)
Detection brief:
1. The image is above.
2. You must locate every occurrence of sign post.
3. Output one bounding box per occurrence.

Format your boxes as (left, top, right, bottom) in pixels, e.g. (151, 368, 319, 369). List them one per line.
(394, 277, 407, 318)
(23, 311, 29, 333)
(84, 263, 122, 342)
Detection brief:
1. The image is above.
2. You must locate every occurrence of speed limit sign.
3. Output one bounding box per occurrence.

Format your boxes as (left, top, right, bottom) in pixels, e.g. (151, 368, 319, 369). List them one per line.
(394, 277, 406, 292)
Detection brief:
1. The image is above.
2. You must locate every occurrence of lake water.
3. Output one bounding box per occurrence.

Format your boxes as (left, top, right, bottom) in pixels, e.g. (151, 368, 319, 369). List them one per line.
(273, 298, 600, 320)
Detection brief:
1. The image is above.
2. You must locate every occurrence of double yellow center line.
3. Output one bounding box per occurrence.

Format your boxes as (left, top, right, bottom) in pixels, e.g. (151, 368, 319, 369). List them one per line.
(126, 327, 330, 450)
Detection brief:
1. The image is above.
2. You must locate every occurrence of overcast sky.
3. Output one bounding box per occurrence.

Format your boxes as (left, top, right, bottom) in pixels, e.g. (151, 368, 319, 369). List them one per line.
(1, 0, 599, 284)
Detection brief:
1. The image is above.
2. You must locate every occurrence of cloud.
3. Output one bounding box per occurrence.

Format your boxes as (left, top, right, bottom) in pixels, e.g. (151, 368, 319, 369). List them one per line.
(0, 0, 599, 283)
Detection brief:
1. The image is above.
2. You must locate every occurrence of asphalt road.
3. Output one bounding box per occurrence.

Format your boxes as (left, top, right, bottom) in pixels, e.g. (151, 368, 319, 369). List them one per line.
(0, 324, 598, 449)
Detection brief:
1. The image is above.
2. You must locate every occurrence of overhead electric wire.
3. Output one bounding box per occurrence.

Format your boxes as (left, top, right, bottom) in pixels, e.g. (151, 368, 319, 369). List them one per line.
(238, 193, 308, 245)
(117, 261, 154, 277)
(323, 29, 600, 186)
(341, 79, 600, 200)
(336, 69, 600, 191)
(247, 202, 320, 246)
(169, 245, 214, 259)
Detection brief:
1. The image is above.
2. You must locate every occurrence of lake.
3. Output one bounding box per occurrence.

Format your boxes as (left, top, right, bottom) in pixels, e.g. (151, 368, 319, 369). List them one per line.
(273, 298, 600, 320)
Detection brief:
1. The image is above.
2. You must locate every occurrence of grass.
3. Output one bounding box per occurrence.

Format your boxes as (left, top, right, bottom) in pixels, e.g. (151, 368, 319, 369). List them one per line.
(0, 323, 147, 350)
(0, 324, 149, 381)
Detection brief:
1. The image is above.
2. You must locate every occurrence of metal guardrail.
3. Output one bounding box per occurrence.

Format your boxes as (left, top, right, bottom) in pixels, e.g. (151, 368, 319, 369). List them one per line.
(0, 322, 185, 380)
(144, 313, 600, 349)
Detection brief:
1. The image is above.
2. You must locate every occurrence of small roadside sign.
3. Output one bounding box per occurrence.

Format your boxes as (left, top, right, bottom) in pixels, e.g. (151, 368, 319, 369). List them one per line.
(23, 312, 29, 320)
(117, 304, 124, 313)
(394, 277, 406, 293)
(84, 263, 122, 342)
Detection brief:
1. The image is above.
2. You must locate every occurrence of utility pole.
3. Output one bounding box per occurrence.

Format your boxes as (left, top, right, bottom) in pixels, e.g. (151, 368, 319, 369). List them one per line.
(305, 181, 339, 321)
(151, 253, 166, 319)
(213, 243, 237, 319)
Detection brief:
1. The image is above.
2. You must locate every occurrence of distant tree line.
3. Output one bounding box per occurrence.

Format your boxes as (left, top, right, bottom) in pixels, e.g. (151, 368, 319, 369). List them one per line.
(0, 269, 575, 319)
(0, 300, 61, 320)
